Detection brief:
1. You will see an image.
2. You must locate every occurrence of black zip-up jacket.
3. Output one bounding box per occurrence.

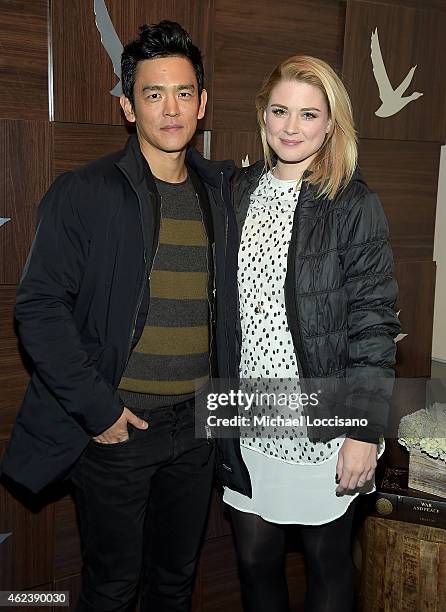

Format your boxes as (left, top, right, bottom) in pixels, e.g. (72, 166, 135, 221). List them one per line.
(215, 162, 401, 497)
(1, 135, 236, 494)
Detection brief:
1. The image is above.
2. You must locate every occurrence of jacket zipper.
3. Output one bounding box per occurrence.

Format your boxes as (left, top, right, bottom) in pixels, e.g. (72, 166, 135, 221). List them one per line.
(126, 251, 147, 366)
(148, 195, 162, 284)
(116, 164, 161, 369)
(196, 193, 213, 373)
(221, 172, 228, 256)
(284, 189, 306, 381)
(126, 198, 162, 366)
(221, 171, 230, 367)
(196, 193, 213, 441)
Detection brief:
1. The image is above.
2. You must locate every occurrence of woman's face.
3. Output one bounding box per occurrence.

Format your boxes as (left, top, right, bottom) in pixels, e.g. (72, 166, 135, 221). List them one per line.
(264, 79, 332, 176)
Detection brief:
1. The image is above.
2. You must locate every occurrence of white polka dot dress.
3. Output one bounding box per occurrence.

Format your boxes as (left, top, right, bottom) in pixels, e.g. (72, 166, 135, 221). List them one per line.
(223, 171, 384, 524)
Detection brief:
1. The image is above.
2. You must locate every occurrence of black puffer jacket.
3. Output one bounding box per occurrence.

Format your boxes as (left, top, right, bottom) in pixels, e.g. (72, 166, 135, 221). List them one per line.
(216, 161, 401, 497)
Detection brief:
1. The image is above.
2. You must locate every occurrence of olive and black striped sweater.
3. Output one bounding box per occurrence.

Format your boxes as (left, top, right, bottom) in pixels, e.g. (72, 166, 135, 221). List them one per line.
(119, 176, 209, 409)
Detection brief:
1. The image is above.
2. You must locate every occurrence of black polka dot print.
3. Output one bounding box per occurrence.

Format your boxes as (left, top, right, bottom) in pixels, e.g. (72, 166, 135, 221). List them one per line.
(238, 171, 342, 463)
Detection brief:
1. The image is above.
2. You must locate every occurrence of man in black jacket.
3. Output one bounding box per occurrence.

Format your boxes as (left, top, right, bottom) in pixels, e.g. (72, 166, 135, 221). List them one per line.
(2, 21, 236, 612)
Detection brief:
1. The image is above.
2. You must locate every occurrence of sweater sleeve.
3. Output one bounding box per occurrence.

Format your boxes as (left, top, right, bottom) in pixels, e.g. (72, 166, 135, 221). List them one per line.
(15, 172, 124, 436)
(338, 191, 400, 443)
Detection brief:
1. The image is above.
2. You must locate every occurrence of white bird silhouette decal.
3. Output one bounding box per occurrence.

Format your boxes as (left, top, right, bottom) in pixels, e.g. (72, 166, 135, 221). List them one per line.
(370, 27, 423, 117)
(0, 217, 11, 227)
(394, 310, 408, 344)
(94, 0, 124, 96)
(0, 532, 12, 544)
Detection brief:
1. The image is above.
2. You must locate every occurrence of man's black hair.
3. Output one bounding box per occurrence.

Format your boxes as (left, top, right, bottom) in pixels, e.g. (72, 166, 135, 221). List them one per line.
(121, 20, 204, 108)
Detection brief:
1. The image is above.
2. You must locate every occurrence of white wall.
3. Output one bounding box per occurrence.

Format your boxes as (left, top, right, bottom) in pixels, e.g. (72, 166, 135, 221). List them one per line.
(432, 145, 446, 362)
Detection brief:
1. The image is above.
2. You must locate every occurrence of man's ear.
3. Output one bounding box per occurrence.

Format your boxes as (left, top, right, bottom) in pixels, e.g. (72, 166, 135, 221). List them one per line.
(120, 95, 136, 123)
(197, 89, 208, 121)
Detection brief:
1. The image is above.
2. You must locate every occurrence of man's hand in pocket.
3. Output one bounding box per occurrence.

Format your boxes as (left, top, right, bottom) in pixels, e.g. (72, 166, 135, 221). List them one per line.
(93, 407, 148, 444)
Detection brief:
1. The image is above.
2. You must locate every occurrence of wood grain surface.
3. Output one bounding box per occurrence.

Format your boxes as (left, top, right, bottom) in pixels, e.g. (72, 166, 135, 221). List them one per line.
(343, 0, 446, 142)
(213, 0, 345, 131)
(0, 286, 29, 442)
(359, 139, 440, 262)
(394, 260, 436, 378)
(211, 130, 263, 166)
(359, 516, 446, 611)
(0, 0, 48, 121)
(52, 0, 214, 129)
(0, 440, 54, 590)
(0, 120, 52, 284)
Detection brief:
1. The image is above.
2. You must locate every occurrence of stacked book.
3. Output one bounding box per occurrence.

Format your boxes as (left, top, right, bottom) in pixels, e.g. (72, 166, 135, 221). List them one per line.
(369, 465, 446, 529)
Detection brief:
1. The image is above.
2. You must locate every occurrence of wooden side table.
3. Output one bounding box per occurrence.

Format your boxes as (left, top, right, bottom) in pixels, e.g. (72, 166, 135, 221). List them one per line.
(357, 516, 446, 611)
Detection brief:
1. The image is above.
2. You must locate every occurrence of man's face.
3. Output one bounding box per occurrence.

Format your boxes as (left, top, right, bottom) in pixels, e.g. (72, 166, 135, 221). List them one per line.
(121, 56, 207, 156)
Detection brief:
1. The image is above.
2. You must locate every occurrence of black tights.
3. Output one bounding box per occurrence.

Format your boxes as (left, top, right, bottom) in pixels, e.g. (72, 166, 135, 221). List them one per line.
(229, 501, 356, 612)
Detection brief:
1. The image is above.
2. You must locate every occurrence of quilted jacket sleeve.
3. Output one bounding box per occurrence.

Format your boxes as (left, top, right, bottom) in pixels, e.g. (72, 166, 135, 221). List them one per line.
(338, 190, 401, 443)
(15, 172, 124, 436)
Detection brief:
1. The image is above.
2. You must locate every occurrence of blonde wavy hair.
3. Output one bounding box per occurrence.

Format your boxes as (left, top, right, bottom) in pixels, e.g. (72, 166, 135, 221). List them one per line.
(256, 55, 357, 199)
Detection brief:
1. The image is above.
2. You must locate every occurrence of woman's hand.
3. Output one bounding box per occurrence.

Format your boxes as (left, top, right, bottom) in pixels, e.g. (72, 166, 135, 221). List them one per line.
(335, 438, 378, 494)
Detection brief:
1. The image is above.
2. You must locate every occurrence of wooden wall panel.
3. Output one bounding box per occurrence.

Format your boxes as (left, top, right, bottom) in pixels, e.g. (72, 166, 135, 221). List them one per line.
(394, 260, 436, 378)
(53, 123, 131, 177)
(343, 0, 446, 142)
(285, 550, 307, 612)
(53, 488, 82, 580)
(0, 120, 52, 284)
(0, 443, 54, 590)
(0, 0, 48, 121)
(362, 0, 446, 9)
(211, 130, 262, 167)
(192, 132, 206, 158)
(213, 0, 345, 131)
(53, 575, 81, 612)
(52, 0, 214, 130)
(358, 139, 440, 261)
(199, 536, 243, 612)
(205, 489, 231, 540)
(199, 534, 306, 612)
(0, 286, 29, 442)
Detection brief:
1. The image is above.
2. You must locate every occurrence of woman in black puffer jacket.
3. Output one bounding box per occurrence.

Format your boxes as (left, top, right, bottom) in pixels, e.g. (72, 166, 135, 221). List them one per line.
(218, 55, 400, 612)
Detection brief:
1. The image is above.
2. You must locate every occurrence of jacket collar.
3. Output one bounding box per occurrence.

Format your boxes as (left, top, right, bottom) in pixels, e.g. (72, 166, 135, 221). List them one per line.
(186, 146, 235, 188)
(116, 133, 235, 191)
(238, 159, 378, 208)
(115, 133, 158, 195)
(241, 159, 314, 184)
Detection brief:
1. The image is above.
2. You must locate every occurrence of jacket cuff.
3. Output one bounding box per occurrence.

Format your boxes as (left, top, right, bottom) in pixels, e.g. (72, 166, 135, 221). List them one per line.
(346, 429, 380, 444)
(79, 389, 125, 437)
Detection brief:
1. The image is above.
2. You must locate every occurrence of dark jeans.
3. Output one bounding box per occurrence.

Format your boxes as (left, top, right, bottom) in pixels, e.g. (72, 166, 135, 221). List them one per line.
(70, 398, 215, 612)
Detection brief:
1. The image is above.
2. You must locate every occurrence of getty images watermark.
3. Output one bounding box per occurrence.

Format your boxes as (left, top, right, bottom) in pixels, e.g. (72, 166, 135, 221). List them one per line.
(205, 388, 369, 429)
(195, 378, 446, 440)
